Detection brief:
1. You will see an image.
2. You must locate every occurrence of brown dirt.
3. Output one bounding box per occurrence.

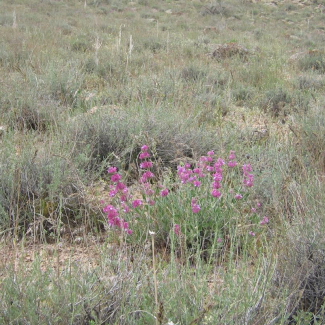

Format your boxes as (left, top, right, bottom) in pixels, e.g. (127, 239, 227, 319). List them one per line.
(0, 237, 107, 278)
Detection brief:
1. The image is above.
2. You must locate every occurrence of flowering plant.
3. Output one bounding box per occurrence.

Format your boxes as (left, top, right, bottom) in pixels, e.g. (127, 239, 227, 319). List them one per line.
(102, 145, 268, 256)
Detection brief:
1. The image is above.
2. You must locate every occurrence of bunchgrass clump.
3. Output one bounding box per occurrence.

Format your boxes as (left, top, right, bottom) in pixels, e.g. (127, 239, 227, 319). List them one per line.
(299, 53, 325, 73)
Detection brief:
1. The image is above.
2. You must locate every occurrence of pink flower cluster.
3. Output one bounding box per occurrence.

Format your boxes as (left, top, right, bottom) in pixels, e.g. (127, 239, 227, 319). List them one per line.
(243, 164, 254, 187)
(107, 167, 129, 198)
(260, 216, 269, 225)
(160, 188, 169, 197)
(177, 153, 226, 199)
(132, 199, 142, 208)
(191, 198, 201, 213)
(103, 204, 132, 234)
(138, 145, 157, 205)
(228, 151, 237, 168)
(177, 164, 204, 186)
(177, 150, 254, 203)
(139, 145, 155, 184)
(174, 224, 180, 236)
(104, 165, 147, 235)
(104, 146, 257, 238)
(211, 157, 225, 197)
(139, 145, 150, 159)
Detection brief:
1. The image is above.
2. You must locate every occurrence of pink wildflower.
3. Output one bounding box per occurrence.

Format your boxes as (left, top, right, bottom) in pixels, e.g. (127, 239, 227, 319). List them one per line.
(188, 176, 196, 183)
(211, 189, 221, 198)
(206, 166, 214, 172)
(147, 199, 155, 206)
(198, 171, 205, 178)
(110, 173, 121, 183)
(107, 166, 117, 174)
(213, 173, 222, 182)
(235, 194, 243, 200)
(243, 174, 254, 187)
(212, 181, 221, 189)
(207, 150, 214, 156)
(228, 160, 237, 168)
(103, 204, 118, 216)
(109, 189, 118, 197)
(174, 224, 180, 236)
(145, 188, 154, 196)
(121, 202, 130, 213)
(229, 150, 236, 160)
(140, 161, 153, 169)
(249, 231, 255, 237)
(192, 206, 200, 214)
(132, 199, 142, 208)
(260, 216, 269, 225)
(191, 198, 201, 213)
(242, 164, 252, 174)
(103, 204, 132, 234)
(217, 238, 222, 243)
(139, 151, 150, 159)
(141, 145, 148, 152)
(160, 188, 169, 197)
(116, 182, 126, 190)
(215, 158, 225, 166)
(140, 171, 155, 183)
(193, 180, 201, 187)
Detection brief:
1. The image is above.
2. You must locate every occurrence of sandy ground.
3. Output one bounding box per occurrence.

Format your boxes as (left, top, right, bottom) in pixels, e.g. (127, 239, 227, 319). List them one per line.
(0, 236, 107, 278)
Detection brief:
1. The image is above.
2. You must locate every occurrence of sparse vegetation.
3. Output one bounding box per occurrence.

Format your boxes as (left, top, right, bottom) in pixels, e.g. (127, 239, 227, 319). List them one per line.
(1, 0, 325, 324)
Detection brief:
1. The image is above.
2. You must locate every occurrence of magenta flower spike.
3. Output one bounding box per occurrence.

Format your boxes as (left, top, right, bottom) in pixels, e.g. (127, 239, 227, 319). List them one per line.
(141, 145, 148, 152)
(228, 160, 237, 168)
(174, 224, 181, 236)
(211, 189, 221, 198)
(132, 199, 142, 208)
(260, 216, 269, 225)
(139, 151, 150, 159)
(229, 150, 236, 160)
(160, 188, 169, 197)
(193, 180, 201, 187)
(110, 173, 121, 183)
(107, 166, 117, 174)
(191, 198, 201, 213)
(140, 161, 153, 169)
